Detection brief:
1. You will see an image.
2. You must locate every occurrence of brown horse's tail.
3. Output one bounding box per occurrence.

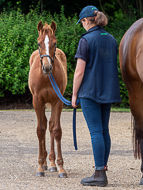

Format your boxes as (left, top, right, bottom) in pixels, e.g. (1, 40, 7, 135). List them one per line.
(132, 116, 143, 159)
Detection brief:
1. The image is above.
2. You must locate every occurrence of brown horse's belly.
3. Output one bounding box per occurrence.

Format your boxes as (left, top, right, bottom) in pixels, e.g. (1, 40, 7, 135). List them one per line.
(120, 19, 143, 84)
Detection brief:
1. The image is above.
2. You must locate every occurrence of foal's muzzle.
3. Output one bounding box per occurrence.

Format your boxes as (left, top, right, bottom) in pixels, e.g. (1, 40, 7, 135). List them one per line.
(38, 45, 56, 74)
(43, 64, 53, 74)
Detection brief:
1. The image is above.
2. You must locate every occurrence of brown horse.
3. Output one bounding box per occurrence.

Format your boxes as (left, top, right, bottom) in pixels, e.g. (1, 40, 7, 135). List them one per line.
(119, 18, 143, 185)
(28, 21, 67, 178)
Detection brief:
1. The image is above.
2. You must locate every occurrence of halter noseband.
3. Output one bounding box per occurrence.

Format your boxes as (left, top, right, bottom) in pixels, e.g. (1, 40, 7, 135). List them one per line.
(38, 45, 56, 66)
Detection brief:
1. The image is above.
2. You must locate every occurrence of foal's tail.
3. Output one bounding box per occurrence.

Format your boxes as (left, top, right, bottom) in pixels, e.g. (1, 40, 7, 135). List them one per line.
(132, 116, 143, 159)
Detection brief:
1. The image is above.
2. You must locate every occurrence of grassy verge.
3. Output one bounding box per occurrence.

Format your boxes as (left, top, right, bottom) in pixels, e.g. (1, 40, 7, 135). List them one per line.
(111, 107, 130, 112)
(61, 107, 131, 112)
(0, 107, 131, 112)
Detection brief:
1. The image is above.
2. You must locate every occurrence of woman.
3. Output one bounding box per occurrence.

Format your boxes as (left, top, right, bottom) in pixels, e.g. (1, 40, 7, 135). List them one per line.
(72, 5, 121, 187)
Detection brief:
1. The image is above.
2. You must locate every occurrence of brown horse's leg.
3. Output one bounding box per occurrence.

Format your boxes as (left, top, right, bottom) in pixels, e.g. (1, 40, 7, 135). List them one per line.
(33, 95, 47, 177)
(52, 101, 67, 178)
(140, 139, 143, 185)
(48, 117, 57, 172)
(129, 96, 143, 185)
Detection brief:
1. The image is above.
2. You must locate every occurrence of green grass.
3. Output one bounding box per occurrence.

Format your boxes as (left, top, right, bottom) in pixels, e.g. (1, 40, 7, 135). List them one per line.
(0, 107, 131, 112)
(62, 107, 131, 112)
(111, 107, 130, 112)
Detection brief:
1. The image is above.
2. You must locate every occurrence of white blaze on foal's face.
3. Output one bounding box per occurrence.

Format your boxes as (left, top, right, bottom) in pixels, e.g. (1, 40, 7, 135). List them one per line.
(44, 35, 50, 63)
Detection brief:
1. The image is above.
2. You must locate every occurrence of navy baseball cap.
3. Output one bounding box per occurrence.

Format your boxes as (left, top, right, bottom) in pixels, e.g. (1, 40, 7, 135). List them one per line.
(76, 5, 98, 24)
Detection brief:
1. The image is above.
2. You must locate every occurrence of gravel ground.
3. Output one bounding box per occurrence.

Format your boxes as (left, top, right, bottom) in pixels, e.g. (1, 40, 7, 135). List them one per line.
(0, 110, 142, 190)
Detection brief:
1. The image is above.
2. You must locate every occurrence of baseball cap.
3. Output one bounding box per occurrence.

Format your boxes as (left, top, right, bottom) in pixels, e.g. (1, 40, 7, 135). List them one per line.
(76, 5, 98, 24)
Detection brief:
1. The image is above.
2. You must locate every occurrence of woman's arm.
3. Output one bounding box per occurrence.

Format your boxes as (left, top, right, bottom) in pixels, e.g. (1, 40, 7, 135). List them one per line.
(72, 58, 86, 108)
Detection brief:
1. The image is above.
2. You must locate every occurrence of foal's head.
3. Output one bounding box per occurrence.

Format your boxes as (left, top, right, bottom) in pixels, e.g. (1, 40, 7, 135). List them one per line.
(37, 21, 57, 74)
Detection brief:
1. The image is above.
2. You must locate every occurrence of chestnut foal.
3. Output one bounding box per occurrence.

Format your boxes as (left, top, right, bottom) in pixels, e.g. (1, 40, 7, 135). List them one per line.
(28, 21, 67, 178)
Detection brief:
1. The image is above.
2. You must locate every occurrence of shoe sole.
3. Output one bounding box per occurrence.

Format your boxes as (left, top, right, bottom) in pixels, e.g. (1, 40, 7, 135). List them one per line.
(81, 181, 108, 187)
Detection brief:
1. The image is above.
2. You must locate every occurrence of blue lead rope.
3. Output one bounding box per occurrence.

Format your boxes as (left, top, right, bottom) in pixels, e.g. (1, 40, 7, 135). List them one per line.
(48, 73, 79, 150)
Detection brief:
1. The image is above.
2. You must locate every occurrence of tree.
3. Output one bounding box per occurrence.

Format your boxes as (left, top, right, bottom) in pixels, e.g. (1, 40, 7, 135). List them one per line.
(40, 0, 43, 14)
(0, 0, 142, 19)
(116, 0, 142, 17)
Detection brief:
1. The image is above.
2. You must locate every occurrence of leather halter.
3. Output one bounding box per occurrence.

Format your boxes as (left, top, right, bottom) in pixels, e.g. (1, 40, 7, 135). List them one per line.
(38, 44, 56, 66)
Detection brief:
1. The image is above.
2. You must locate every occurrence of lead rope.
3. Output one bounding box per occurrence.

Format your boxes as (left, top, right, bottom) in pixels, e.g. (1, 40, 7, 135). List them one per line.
(48, 73, 79, 150)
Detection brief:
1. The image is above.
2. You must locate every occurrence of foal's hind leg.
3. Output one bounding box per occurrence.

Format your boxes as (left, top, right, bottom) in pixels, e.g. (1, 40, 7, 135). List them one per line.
(43, 137, 48, 170)
(48, 117, 57, 172)
(140, 139, 143, 185)
(33, 95, 47, 177)
(51, 100, 67, 178)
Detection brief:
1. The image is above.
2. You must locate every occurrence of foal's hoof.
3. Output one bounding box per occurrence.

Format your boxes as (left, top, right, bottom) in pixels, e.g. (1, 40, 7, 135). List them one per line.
(36, 172, 45, 177)
(58, 173, 67, 178)
(43, 165, 48, 170)
(140, 177, 143, 185)
(49, 167, 57, 172)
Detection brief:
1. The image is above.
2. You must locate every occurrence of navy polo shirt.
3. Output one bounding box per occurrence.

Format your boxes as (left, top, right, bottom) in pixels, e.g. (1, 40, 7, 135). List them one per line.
(75, 38, 89, 62)
(75, 26, 121, 103)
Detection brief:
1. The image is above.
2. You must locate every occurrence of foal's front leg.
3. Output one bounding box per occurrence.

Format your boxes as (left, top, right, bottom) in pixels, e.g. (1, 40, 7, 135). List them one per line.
(33, 95, 47, 177)
(52, 101, 67, 178)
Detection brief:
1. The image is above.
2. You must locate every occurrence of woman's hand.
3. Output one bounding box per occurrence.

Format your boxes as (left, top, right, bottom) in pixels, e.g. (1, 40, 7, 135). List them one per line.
(72, 94, 78, 108)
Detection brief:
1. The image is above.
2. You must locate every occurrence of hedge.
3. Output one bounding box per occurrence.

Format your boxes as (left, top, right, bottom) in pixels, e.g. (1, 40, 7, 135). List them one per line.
(0, 7, 137, 107)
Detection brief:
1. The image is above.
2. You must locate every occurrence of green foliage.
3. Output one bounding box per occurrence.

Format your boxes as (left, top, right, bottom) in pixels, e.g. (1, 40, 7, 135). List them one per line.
(0, 8, 83, 99)
(0, 7, 138, 107)
(0, 9, 39, 96)
(104, 9, 137, 107)
(53, 7, 85, 98)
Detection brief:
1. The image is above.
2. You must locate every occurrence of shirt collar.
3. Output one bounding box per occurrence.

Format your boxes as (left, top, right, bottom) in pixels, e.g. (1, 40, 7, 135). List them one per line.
(82, 26, 102, 37)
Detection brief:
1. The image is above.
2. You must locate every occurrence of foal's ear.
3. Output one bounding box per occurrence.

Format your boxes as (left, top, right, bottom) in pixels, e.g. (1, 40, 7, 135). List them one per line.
(51, 21, 57, 34)
(37, 21, 43, 31)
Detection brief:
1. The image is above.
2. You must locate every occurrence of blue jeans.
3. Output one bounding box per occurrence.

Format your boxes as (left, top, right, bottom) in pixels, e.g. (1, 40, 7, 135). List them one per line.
(80, 98, 111, 170)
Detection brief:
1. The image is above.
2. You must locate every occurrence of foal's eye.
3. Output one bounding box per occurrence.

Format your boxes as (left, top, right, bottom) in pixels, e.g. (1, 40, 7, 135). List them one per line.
(38, 43, 40, 47)
(54, 42, 57, 46)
